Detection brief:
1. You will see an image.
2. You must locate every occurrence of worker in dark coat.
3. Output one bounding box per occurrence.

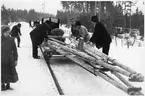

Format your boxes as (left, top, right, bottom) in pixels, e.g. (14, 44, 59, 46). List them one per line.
(30, 21, 52, 59)
(1, 25, 18, 91)
(11, 23, 22, 47)
(90, 15, 112, 55)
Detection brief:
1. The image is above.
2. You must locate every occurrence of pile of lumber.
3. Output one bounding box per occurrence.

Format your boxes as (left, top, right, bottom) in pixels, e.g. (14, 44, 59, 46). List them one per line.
(41, 37, 144, 95)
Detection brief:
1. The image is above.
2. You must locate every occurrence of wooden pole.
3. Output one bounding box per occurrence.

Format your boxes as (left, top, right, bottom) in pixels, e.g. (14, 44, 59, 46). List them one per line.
(47, 40, 132, 77)
(67, 38, 144, 82)
(111, 71, 133, 87)
(44, 43, 129, 94)
(42, 39, 144, 95)
(80, 41, 144, 82)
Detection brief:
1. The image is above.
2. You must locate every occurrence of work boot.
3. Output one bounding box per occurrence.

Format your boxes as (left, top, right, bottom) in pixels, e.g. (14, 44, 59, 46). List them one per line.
(6, 83, 13, 90)
(1, 83, 6, 91)
(6, 83, 10, 89)
(33, 56, 40, 59)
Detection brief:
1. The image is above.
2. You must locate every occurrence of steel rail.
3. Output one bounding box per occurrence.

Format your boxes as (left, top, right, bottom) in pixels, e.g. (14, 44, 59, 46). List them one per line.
(39, 46, 64, 95)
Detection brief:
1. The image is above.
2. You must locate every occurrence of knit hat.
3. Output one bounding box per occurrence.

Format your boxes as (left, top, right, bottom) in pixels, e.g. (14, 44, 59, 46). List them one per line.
(1, 25, 10, 34)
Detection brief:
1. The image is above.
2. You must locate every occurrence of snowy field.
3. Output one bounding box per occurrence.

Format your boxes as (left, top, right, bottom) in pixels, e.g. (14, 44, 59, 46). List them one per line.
(1, 22, 145, 96)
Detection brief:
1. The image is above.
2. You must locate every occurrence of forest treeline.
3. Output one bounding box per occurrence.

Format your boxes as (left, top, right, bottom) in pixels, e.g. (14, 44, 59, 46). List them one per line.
(57, 1, 144, 36)
(1, 1, 144, 36)
(1, 5, 54, 25)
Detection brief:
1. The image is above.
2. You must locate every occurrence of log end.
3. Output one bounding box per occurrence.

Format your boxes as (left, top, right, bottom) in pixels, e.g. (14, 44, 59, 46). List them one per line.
(127, 87, 143, 95)
(129, 73, 144, 82)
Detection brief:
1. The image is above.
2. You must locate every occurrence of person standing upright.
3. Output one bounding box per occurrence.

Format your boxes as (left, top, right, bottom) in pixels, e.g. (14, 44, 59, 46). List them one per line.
(90, 15, 112, 55)
(1, 25, 18, 91)
(11, 23, 22, 47)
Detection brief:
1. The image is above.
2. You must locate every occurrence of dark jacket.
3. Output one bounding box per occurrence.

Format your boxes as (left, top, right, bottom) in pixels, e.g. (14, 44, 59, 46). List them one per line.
(71, 25, 79, 38)
(11, 25, 21, 37)
(30, 23, 52, 45)
(90, 22, 112, 47)
(1, 35, 18, 83)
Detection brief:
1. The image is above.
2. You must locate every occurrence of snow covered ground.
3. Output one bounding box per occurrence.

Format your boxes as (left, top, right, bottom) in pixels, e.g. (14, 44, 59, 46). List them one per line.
(1, 22, 145, 96)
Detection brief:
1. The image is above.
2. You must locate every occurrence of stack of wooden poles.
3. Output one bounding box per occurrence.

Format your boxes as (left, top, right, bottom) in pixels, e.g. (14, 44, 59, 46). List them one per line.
(41, 37, 144, 96)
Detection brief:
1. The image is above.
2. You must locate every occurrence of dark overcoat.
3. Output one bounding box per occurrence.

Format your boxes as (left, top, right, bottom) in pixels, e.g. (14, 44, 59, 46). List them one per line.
(11, 25, 21, 37)
(1, 35, 18, 83)
(30, 23, 52, 45)
(90, 22, 112, 47)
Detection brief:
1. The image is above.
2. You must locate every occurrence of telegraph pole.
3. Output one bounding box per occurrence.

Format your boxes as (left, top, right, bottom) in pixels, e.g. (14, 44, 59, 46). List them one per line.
(42, 2, 45, 13)
(98, 2, 101, 21)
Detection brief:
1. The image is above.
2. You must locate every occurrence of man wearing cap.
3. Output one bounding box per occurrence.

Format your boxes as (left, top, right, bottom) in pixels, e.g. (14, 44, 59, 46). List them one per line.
(1, 25, 18, 90)
(11, 23, 22, 47)
(90, 15, 112, 55)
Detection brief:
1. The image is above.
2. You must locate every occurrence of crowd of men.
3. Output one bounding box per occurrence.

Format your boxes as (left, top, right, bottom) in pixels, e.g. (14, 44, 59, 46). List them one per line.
(29, 15, 112, 59)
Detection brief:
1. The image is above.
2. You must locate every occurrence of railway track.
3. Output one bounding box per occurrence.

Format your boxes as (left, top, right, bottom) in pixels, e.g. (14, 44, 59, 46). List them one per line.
(39, 46, 64, 95)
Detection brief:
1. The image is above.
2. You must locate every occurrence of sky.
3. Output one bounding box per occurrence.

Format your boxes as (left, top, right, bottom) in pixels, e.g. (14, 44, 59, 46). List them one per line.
(1, 0, 145, 15)
(1, 0, 63, 15)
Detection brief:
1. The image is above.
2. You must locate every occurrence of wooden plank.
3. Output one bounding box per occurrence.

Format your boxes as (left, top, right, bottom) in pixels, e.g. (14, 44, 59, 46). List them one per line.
(111, 71, 133, 87)
(42, 41, 144, 95)
(48, 38, 66, 45)
(70, 38, 144, 82)
(84, 43, 144, 82)
(56, 49, 129, 94)
(111, 71, 143, 95)
(47, 40, 132, 77)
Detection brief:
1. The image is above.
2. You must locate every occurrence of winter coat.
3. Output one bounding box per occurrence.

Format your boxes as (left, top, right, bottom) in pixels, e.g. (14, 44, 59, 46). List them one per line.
(78, 25, 90, 42)
(30, 23, 52, 45)
(71, 25, 90, 42)
(11, 25, 21, 37)
(1, 35, 18, 83)
(90, 22, 112, 47)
